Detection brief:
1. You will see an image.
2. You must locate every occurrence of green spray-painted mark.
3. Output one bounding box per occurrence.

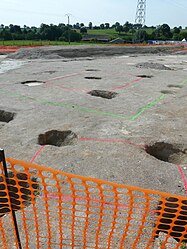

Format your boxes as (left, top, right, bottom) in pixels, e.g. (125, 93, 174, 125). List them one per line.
(178, 79, 187, 86)
(130, 95, 165, 121)
(38, 99, 130, 119)
(0, 90, 168, 121)
(0, 89, 130, 120)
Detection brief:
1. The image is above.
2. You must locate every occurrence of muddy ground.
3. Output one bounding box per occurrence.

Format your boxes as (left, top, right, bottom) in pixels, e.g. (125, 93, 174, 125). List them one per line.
(0, 45, 187, 248)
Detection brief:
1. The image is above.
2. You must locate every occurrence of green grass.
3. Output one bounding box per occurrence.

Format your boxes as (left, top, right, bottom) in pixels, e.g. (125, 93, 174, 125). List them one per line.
(0, 40, 88, 46)
(86, 28, 135, 41)
(0, 28, 154, 46)
(88, 28, 127, 38)
(88, 29, 118, 36)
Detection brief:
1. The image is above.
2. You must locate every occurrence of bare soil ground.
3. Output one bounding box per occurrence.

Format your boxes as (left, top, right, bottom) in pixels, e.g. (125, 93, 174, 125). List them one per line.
(0, 45, 187, 248)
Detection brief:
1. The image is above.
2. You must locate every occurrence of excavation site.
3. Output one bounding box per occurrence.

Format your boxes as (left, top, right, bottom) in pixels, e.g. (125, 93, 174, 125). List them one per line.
(0, 44, 187, 248)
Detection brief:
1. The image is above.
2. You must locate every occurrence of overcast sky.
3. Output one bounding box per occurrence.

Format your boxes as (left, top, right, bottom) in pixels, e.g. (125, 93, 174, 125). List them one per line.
(1, 0, 187, 28)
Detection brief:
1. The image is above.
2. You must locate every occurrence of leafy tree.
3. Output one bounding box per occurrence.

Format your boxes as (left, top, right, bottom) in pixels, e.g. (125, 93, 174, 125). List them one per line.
(173, 27, 180, 34)
(39, 24, 62, 40)
(133, 29, 148, 43)
(88, 22, 93, 29)
(179, 30, 187, 40)
(115, 25, 123, 34)
(100, 24, 105, 29)
(70, 31, 82, 42)
(59, 30, 82, 42)
(160, 24, 172, 38)
(115, 22, 120, 27)
(124, 21, 133, 30)
(152, 23, 172, 40)
(172, 33, 180, 41)
(31, 26, 37, 33)
(123, 25, 130, 33)
(9, 24, 22, 33)
(93, 26, 100, 30)
(129, 28, 136, 34)
(58, 23, 65, 29)
(74, 23, 80, 29)
(0, 30, 12, 40)
(133, 24, 142, 30)
(80, 27, 87, 34)
(105, 23, 110, 29)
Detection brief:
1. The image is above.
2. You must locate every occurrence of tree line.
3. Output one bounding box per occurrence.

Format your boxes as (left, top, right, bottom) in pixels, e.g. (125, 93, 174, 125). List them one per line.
(0, 23, 82, 42)
(0, 22, 187, 42)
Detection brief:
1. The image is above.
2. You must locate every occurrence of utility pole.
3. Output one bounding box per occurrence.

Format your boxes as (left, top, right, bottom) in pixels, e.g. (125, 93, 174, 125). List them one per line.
(135, 0, 146, 26)
(65, 13, 71, 45)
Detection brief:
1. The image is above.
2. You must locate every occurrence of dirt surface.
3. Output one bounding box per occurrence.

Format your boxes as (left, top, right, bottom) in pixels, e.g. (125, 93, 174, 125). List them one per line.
(7, 44, 186, 59)
(0, 45, 187, 193)
(0, 45, 187, 248)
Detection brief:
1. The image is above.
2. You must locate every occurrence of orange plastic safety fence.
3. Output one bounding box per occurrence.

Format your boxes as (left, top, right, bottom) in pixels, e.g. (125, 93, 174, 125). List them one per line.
(0, 158, 187, 249)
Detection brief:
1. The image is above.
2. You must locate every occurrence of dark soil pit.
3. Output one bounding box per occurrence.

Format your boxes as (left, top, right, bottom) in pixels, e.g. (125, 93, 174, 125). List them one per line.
(137, 75, 153, 78)
(87, 90, 118, 99)
(38, 130, 78, 147)
(0, 171, 40, 217)
(21, 80, 45, 86)
(44, 71, 56, 74)
(167, 84, 183, 88)
(85, 76, 102, 80)
(145, 142, 187, 164)
(160, 90, 174, 94)
(0, 110, 15, 123)
(85, 69, 100, 72)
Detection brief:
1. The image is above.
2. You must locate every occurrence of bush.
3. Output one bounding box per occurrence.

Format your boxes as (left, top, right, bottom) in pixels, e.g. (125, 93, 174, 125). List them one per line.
(59, 30, 82, 42)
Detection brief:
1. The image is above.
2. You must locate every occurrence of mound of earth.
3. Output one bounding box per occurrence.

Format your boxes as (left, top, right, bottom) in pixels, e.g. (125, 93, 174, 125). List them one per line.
(136, 62, 173, 70)
(7, 45, 185, 60)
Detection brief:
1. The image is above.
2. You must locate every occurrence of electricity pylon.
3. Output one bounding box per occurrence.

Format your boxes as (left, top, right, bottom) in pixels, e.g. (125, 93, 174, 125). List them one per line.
(135, 0, 146, 26)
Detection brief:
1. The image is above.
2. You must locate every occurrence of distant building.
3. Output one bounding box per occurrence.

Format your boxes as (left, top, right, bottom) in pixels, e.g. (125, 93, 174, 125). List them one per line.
(110, 38, 125, 44)
(148, 40, 187, 45)
(82, 34, 110, 42)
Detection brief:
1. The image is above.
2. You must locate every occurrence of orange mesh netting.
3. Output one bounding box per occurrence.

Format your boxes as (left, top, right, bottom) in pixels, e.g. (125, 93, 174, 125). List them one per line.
(0, 158, 187, 249)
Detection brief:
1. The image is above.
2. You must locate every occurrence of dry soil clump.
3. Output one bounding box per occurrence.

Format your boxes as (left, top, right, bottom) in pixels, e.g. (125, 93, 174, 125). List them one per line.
(136, 62, 173, 70)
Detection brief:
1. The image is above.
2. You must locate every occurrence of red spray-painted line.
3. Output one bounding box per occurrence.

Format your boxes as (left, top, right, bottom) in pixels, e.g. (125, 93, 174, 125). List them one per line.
(30, 143, 157, 213)
(111, 77, 142, 91)
(177, 165, 187, 195)
(45, 73, 82, 82)
(30, 145, 46, 163)
(79, 137, 145, 149)
(41, 193, 157, 213)
(30, 137, 144, 165)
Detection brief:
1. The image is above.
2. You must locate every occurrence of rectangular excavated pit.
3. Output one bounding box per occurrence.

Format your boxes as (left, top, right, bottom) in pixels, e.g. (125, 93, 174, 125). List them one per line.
(0, 110, 15, 123)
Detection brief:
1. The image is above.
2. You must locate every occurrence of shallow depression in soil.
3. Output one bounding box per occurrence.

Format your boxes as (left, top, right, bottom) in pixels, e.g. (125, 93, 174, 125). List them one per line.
(85, 76, 102, 80)
(0, 110, 15, 123)
(38, 130, 78, 147)
(21, 80, 45, 86)
(0, 171, 40, 217)
(87, 90, 118, 99)
(145, 142, 187, 164)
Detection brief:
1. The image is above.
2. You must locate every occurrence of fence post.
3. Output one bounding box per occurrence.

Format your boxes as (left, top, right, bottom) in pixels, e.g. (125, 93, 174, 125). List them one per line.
(0, 149, 22, 249)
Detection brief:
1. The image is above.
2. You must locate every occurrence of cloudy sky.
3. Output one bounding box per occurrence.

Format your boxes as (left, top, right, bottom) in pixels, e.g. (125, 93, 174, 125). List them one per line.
(1, 0, 187, 28)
